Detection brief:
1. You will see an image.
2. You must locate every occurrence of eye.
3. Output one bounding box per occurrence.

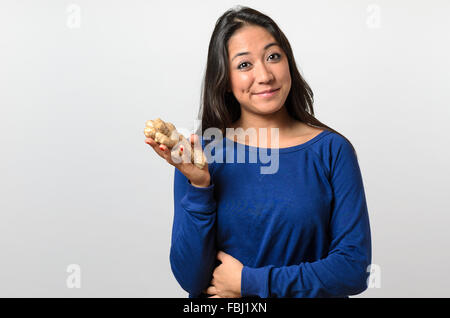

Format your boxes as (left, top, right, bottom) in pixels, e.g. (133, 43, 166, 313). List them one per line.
(237, 61, 251, 70)
(236, 53, 281, 70)
(268, 53, 281, 61)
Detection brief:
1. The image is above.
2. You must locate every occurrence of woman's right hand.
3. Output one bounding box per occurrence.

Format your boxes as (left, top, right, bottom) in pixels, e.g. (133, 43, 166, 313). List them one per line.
(145, 134, 211, 188)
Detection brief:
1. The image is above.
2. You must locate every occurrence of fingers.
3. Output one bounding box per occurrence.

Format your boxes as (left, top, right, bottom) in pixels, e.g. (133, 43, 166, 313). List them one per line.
(146, 136, 202, 170)
(145, 137, 156, 147)
(190, 133, 202, 151)
(189, 134, 198, 145)
(145, 137, 175, 164)
(145, 137, 165, 155)
(145, 137, 160, 149)
(158, 145, 176, 165)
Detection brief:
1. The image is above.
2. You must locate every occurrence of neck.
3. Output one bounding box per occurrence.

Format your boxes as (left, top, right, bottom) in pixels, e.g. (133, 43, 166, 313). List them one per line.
(228, 105, 301, 147)
(232, 105, 298, 133)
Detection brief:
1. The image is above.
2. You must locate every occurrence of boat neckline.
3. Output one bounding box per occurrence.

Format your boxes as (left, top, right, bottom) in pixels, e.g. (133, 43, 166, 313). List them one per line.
(223, 130, 332, 154)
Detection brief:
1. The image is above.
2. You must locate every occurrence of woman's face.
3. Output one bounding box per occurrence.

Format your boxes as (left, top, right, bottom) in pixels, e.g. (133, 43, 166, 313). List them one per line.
(227, 25, 291, 117)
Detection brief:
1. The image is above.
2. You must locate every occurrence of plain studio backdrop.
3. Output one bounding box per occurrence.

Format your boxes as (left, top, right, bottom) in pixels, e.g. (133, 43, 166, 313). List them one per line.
(0, 0, 449, 298)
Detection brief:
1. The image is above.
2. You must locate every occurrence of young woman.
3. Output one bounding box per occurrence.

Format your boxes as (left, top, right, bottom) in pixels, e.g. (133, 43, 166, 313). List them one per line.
(145, 6, 371, 298)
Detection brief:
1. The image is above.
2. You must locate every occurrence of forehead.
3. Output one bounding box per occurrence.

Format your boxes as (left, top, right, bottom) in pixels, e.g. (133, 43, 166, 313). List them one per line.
(227, 25, 276, 53)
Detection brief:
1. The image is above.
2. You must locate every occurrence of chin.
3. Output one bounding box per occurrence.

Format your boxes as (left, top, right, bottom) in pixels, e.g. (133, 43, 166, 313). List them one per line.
(254, 101, 283, 111)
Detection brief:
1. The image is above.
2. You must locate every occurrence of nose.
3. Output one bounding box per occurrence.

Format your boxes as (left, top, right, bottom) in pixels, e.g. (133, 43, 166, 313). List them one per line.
(254, 61, 274, 84)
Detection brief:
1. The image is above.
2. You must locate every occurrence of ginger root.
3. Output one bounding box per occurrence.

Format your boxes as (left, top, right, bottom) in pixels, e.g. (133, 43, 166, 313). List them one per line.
(144, 118, 207, 169)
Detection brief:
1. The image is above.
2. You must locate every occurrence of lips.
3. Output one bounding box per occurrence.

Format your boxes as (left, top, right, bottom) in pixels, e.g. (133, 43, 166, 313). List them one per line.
(254, 88, 280, 95)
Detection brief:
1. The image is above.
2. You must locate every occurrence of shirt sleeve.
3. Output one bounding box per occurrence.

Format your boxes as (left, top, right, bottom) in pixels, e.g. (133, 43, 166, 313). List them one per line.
(169, 165, 218, 297)
(241, 137, 372, 298)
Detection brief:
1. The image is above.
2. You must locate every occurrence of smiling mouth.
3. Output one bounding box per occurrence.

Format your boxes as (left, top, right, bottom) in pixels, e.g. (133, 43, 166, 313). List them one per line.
(253, 88, 280, 97)
(254, 88, 280, 95)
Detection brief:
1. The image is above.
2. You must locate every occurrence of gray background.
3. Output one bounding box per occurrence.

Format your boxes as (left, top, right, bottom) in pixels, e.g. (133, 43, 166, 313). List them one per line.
(1, 0, 449, 297)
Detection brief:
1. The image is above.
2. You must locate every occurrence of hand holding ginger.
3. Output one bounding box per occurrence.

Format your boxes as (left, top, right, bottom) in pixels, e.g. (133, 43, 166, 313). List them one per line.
(144, 118, 210, 187)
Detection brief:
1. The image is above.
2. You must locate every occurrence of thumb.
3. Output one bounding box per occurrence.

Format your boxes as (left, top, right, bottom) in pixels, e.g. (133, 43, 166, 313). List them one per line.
(217, 250, 228, 262)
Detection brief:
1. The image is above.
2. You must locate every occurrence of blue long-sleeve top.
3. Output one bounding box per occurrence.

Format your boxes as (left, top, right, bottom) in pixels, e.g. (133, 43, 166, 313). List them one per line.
(169, 130, 372, 298)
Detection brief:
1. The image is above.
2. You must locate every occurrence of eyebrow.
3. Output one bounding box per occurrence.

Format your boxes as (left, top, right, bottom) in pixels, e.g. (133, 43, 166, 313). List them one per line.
(231, 42, 280, 62)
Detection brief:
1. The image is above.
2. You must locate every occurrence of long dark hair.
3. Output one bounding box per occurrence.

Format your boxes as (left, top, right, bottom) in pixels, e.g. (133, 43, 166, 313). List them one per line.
(195, 5, 357, 157)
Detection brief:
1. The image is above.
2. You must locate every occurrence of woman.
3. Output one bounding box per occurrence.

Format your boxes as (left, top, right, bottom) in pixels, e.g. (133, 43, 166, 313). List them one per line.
(145, 6, 371, 298)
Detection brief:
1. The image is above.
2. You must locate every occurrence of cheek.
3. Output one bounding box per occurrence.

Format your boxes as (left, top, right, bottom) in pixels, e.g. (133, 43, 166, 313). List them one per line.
(231, 73, 252, 92)
(285, 73, 292, 89)
(279, 62, 291, 83)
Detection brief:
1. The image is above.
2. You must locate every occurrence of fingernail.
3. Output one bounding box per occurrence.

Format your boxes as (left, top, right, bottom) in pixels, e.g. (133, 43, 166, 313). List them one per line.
(159, 146, 164, 151)
(180, 147, 183, 152)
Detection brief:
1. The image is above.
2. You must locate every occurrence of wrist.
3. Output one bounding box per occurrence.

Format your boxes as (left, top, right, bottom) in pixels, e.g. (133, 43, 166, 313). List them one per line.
(190, 177, 211, 188)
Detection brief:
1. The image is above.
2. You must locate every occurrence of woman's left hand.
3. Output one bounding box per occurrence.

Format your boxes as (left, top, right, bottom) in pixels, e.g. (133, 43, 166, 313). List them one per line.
(204, 251, 244, 298)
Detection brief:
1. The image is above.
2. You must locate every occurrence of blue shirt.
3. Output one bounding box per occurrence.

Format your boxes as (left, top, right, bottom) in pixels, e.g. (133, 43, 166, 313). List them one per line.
(169, 130, 372, 298)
